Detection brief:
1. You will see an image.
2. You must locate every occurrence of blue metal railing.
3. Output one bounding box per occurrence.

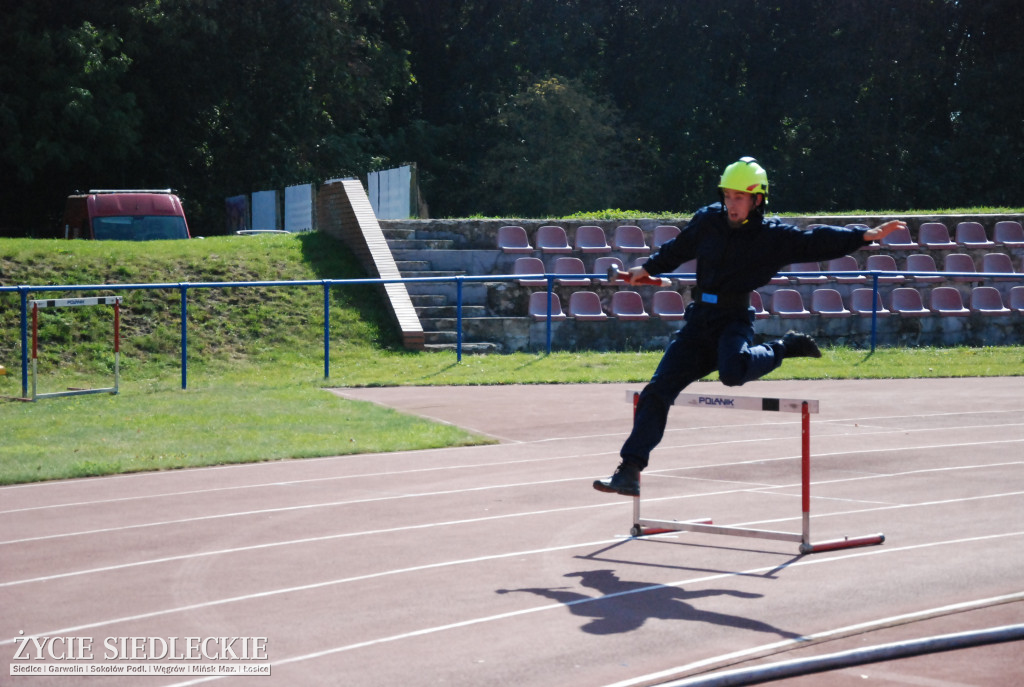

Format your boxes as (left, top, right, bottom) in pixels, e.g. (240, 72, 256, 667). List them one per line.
(2, 269, 1021, 396)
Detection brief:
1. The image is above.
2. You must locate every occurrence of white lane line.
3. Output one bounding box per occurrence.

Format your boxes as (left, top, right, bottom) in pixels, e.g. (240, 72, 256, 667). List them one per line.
(2, 457, 1021, 547)
(4, 489, 1021, 590)
(2, 417, 1019, 514)
(156, 532, 1024, 687)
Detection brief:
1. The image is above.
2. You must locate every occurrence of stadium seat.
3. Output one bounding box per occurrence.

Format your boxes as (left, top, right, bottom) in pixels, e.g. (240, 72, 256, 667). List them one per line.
(929, 286, 970, 316)
(943, 253, 979, 282)
(848, 224, 879, 250)
(955, 221, 993, 248)
(750, 291, 770, 319)
(969, 286, 1010, 316)
(810, 288, 852, 317)
(593, 256, 625, 284)
(788, 262, 828, 284)
(652, 225, 680, 249)
(568, 291, 608, 321)
(866, 254, 906, 283)
(981, 253, 1017, 281)
(528, 291, 567, 321)
(674, 258, 698, 286)
(994, 221, 1024, 248)
(651, 290, 686, 320)
(905, 254, 944, 283)
(1008, 286, 1024, 313)
(918, 222, 957, 250)
(611, 291, 650, 320)
(552, 256, 591, 285)
(890, 287, 930, 316)
(612, 225, 650, 253)
(769, 289, 811, 318)
(536, 225, 572, 253)
(850, 288, 890, 317)
(880, 225, 918, 249)
(513, 256, 548, 286)
(497, 225, 533, 253)
(574, 225, 611, 253)
(827, 255, 867, 284)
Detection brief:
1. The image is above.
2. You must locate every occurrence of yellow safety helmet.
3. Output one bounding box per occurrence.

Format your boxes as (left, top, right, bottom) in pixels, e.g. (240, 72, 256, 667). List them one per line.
(719, 157, 769, 197)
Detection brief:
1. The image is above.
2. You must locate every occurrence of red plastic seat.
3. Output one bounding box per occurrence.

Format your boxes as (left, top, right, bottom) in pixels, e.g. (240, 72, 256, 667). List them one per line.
(866, 254, 906, 283)
(918, 222, 956, 250)
(593, 256, 625, 284)
(568, 291, 608, 321)
(612, 225, 650, 253)
(750, 291, 770, 319)
(513, 257, 547, 286)
(536, 225, 571, 253)
(574, 225, 611, 254)
(1009, 286, 1024, 313)
(552, 256, 591, 285)
(905, 254, 944, 283)
(528, 291, 567, 320)
(880, 225, 918, 249)
(994, 221, 1024, 248)
(943, 253, 979, 282)
(827, 256, 867, 284)
(497, 225, 533, 253)
(981, 253, 1016, 281)
(890, 287, 930, 316)
(674, 258, 697, 286)
(611, 291, 650, 320)
(810, 288, 851, 318)
(652, 225, 680, 249)
(788, 262, 828, 284)
(850, 288, 890, 317)
(929, 286, 970, 316)
(969, 286, 1010, 316)
(651, 290, 686, 320)
(955, 221, 993, 248)
(769, 289, 811, 318)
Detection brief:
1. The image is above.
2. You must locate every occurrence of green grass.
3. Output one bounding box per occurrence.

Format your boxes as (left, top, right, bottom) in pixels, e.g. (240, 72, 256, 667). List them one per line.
(2, 232, 1022, 485)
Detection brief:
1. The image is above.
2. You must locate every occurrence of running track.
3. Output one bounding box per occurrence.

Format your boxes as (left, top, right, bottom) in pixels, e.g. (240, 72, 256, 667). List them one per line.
(2, 378, 1022, 686)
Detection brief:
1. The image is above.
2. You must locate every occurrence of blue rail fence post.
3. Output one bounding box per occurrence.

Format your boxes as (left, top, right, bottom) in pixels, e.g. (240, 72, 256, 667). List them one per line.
(179, 284, 188, 390)
(323, 281, 331, 378)
(870, 273, 880, 353)
(456, 277, 464, 363)
(19, 287, 29, 398)
(546, 277, 555, 354)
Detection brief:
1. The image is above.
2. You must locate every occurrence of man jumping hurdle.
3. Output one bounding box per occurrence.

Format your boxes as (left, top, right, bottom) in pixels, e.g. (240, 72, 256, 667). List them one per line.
(594, 157, 906, 496)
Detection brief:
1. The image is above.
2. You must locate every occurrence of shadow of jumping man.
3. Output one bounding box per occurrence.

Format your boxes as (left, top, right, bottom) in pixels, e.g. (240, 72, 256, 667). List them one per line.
(498, 569, 802, 638)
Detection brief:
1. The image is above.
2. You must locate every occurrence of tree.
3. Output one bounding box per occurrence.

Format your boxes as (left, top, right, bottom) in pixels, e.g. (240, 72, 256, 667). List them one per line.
(477, 76, 640, 217)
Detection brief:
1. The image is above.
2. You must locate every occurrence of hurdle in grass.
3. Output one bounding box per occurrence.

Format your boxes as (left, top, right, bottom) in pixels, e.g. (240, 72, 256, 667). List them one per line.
(626, 390, 885, 554)
(29, 296, 122, 401)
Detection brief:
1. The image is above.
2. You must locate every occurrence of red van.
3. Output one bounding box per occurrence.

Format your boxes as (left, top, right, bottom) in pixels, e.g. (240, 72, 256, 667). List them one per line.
(63, 190, 191, 240)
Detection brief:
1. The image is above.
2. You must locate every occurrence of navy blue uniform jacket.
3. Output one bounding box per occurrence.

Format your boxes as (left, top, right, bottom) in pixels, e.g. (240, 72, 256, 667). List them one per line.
(643, 203, 868, 295)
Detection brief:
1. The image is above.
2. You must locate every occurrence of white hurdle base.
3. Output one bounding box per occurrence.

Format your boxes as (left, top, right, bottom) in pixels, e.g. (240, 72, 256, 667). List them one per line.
(627, 390, 885, 555)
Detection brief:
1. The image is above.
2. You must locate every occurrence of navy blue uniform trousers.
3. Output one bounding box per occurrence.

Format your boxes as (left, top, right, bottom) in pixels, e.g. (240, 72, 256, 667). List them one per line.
(620, 301, 781, 470)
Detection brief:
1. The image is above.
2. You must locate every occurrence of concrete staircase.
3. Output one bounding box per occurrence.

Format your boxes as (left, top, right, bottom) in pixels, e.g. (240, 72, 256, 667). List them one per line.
(385, 225, 502, 352)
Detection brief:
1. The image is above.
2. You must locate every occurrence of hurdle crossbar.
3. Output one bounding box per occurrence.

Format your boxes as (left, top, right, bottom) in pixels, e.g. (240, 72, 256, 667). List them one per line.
(30, 297, 122, 401)
(626, 390, 884, 554)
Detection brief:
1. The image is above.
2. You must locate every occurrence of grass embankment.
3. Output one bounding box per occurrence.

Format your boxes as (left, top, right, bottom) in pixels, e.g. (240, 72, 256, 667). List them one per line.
(1, 233, 1021, 485)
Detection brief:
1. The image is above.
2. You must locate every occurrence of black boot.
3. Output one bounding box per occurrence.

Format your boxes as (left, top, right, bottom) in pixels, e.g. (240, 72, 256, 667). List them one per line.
(593, 462, 640, 496)
(781, 330, 822, 358)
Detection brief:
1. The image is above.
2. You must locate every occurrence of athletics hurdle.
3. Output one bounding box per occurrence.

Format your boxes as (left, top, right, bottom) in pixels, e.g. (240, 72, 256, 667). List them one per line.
(626, 390, 885, 554)
(30, 296, 122, 401)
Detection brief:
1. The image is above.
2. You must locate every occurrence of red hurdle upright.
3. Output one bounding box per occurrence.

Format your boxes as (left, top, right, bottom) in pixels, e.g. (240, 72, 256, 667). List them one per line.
(627, 390, 885, 554)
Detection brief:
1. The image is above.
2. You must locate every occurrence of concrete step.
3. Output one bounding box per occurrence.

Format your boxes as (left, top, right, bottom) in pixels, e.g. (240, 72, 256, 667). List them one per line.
(416, 305, 487, 319)
(423, 342, 502, 354)
(395, 260, 431, 272)
(387, 239, 456, 250)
